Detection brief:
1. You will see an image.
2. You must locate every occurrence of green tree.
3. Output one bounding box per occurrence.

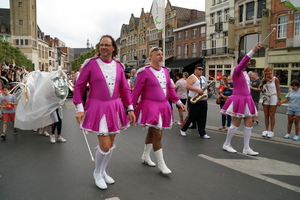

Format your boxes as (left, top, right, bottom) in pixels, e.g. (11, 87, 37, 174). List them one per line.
(0, 40, 32, 69)
(71, 48, 96, 71)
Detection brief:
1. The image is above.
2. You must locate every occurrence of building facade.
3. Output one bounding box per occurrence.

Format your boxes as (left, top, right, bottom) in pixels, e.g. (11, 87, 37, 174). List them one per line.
(268, 0, 300, 91)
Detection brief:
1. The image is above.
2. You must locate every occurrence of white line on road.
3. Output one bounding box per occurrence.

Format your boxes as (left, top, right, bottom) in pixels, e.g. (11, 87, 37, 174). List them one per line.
(199, 154, 300, 193)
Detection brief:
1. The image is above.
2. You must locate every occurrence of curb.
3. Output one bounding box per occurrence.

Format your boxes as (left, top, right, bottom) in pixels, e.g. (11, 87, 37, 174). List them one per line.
(206, 125, 300, 148)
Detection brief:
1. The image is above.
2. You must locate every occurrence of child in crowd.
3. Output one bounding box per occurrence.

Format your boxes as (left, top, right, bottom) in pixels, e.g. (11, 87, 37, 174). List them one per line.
(0, 85, 18, 139)
(222, 75, 233, 96)
(280, 80, 300, 141)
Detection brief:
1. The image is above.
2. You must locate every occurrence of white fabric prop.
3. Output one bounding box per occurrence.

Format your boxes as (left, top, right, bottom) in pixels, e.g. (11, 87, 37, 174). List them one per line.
(15, 70, 68, 130)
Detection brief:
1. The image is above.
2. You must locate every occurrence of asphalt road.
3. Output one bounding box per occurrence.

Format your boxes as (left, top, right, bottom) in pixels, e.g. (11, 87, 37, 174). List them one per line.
(0, 98, 300, 200)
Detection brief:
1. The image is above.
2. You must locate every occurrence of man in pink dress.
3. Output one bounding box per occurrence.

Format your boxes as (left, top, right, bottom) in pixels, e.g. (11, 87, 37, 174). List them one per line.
(73, 35, 136, 189)
(132, 47, 185, 174)
(221, 43, 261, 156)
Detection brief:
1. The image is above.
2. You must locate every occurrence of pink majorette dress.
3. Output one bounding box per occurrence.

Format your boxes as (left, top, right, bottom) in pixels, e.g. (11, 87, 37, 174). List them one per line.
(132, 65, 180, 129)
(220, 53, 258, 118)
(73, 57, 132, 135)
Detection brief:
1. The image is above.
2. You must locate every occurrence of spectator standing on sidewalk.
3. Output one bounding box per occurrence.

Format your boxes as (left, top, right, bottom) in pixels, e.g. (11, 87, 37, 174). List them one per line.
(280, 80, 300, 141)
(175, 73, 187, 125)
(248, 71, 261, 125)
(218, 75, 232, 131)
(260, 66, 281, 138)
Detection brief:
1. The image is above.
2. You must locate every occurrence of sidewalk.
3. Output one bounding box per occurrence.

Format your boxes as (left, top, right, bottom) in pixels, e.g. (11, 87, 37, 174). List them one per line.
(172, 98, 300, 147)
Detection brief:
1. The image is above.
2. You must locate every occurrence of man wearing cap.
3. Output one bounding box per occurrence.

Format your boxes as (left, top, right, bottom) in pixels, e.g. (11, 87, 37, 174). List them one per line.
(179, 63, 210, 139)
(132, 47, 185, 174)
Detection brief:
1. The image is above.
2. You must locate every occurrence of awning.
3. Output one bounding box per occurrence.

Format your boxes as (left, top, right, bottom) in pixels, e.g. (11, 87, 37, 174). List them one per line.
(165, 58, 202, 69)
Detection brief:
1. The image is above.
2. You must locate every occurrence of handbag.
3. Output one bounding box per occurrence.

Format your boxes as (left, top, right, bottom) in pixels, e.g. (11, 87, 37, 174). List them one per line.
(216, 96, 221, 104)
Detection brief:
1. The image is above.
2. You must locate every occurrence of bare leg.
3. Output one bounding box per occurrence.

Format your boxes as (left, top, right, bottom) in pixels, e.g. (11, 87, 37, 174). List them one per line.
(295, 116, 300, 136)
(269, 105, 277, 132)
(287, 115, 294, 134)
(263, 105, 270, 131)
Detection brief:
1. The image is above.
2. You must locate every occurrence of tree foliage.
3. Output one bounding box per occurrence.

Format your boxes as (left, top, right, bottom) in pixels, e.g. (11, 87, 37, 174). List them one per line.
(0, 40, 33, 69)
(71, 47, 96, 71)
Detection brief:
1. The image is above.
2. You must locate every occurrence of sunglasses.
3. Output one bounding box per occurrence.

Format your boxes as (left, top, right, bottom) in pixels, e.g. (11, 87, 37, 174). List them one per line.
(150, 47, 163, 53)
(197, 68, 204, 71)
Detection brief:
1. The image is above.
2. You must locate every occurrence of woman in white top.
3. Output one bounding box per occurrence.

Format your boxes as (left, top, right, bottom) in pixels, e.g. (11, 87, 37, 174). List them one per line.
(260, 66, 281, 138)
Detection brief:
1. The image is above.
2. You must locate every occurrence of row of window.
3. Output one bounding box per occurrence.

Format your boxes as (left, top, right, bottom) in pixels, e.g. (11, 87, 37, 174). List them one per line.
(177, 26, 206, 42)
(278, 14, 300, 39)
(177, 41, 206, 59)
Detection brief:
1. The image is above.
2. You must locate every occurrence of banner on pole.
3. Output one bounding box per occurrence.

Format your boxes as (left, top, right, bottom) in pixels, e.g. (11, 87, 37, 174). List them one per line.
(151, 0, 165, 32)
(284, 0, 300, 10)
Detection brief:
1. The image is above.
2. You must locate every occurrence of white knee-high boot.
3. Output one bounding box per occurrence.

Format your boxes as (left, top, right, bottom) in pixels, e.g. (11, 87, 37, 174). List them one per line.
(154, 149, 171, 174)
(142, 144, 156, 167)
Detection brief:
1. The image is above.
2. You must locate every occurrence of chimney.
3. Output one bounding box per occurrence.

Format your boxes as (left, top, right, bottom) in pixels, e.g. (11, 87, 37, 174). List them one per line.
(190, 9, 197, 20)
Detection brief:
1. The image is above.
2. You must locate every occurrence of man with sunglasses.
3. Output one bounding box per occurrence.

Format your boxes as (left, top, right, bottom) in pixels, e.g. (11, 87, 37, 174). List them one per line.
(132, 47, 185, 174)
(180, 63, 210, 139)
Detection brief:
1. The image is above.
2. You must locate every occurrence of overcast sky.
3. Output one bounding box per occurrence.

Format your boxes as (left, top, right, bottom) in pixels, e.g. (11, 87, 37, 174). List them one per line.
(0, 0, 205, 48)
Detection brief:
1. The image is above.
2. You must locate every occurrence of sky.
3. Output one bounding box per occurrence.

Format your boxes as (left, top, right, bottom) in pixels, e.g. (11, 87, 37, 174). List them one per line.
(0, 0, 205, 48)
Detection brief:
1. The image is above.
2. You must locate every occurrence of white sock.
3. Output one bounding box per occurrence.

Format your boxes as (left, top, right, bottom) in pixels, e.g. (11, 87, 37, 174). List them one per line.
(243, 126, 252, 150)
(224, 124, 238, 146)
(94, 145, 115, 174)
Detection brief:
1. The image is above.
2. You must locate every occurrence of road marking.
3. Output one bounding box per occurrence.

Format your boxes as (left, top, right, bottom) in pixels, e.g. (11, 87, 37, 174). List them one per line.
(199, 154, 300, 193)
(106, 198, 120, 200)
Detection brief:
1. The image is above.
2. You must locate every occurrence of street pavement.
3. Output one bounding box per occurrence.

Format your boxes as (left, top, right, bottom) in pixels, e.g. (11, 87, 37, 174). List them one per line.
(0, 98, 300, 200)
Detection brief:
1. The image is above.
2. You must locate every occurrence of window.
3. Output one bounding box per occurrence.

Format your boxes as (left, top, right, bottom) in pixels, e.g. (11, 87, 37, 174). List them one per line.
(223, 31, 228, 46)
(20, 39, 23, 45)
(257, 0, 266, 18)
(192, 43, 197, 57)
(211, 34, 216, 55)
(278, 16, 288, 39)
(225, 9, 230, 22)
(177, 32, 181, 42)
(212, 0, 216, 5)
(19, 20, 23, 25)
(18, 2, 22, 7)
(200, 26, 205, 38)
(295, 13, 300, 37)
(167, 27, 173, 37)
(217, 11, 222, 22)
(184, 30, 189, 40)
(177, 45, 181, 58)
(239, 33, 265, 58)
(184, 44, 189, 58)
(246, 2, 254, 20)
(239, 5, 244, 22)
(0, 25, 5, 33)
(25, 39, 28, 45)
(192, 29, 197, 39)
(211, 13, 215, 25)
(200, 41, 206, 56)
(15, 39, 19, 45)
(274, 69, 288, 85)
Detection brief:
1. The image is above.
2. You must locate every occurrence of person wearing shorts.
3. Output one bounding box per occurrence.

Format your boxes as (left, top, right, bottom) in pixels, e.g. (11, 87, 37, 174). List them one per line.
(0, 85, 18, 140)
(260, 66, 281, 138)
(280, 80, 300, 141)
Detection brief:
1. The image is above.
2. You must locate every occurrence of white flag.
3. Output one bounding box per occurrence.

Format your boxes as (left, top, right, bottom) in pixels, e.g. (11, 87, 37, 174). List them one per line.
(151, 0, 165, 32)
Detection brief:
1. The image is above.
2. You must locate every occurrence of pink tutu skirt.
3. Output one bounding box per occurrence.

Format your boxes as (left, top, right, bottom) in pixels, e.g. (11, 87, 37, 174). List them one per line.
(135, 99, 174, 130)
(82, 98, 130, 135)
(220, 94, 257, 118)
